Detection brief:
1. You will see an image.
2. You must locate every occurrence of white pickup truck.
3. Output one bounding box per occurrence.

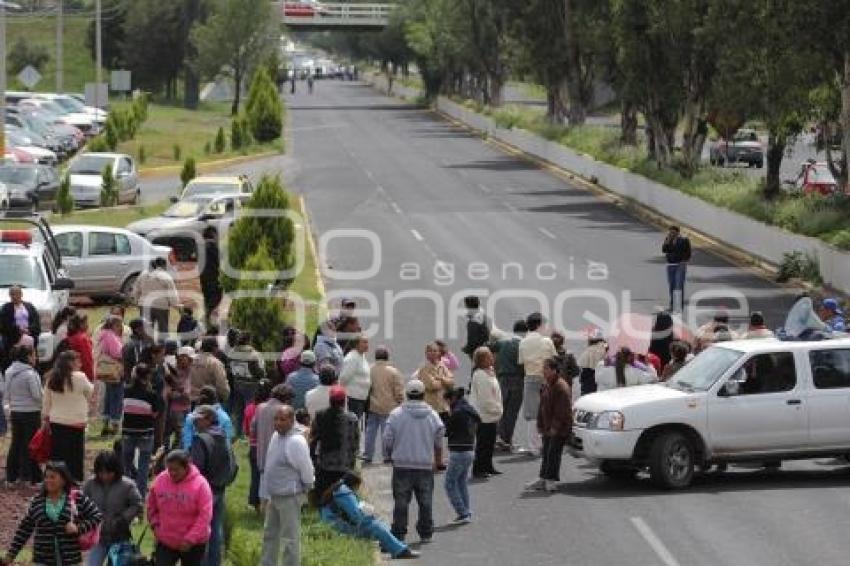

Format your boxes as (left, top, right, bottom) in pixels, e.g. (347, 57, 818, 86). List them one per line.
(570, 338, 850, 489)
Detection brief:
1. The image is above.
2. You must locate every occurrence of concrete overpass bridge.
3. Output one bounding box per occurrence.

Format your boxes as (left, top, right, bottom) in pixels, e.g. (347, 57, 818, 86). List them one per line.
(276, 2, 394, 31)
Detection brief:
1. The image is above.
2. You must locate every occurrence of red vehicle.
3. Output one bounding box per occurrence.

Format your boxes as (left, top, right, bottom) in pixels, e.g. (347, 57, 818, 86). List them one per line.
(283, 1, 328, 17)
(795, 161, 840, 196)
(4, 147, 36, 164)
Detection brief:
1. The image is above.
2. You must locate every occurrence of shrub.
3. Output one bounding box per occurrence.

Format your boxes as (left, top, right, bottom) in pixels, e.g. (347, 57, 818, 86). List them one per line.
(777, 251, 822, 285)
(829, 230, 850, 250)
(180, 157, 197, 188)
(214, 127, 226, 154)
(173, 144, 182, 162)
(100, 165, 118, 207)
(57, 175, 74, 215)
(138, 144, 146, 164)
(204, 141, 211, 155)
(8, 38, 49, 75)
(222, 175, 294, 292)
(227, 242, 288, 355)
(87, 135, 109, 152)
(104, 122, 118, 151)
(240, 116, 252, 146)
(231, 119, 244, 151)
(246, 68, 283, 143)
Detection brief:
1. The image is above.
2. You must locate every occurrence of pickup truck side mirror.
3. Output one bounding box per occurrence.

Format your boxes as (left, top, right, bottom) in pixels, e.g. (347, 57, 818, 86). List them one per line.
(719, 380, 740, 397)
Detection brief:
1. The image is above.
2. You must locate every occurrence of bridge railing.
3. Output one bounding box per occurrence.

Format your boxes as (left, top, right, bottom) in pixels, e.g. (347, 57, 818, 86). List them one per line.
(281, 2, 394, 24)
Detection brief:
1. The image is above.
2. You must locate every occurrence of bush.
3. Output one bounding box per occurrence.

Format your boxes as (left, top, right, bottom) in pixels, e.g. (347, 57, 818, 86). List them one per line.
(214, 127, 226, 154)
(240, 115, 252, 146)
(100, 165, 118, 207)
(173, 144, 182, 162)
(222, 175, 294, 292)
(138, 144, 146, 164)
(246, 68, 283, 143)
(231, 119, 244, 151)
(777, 251, 822, 285)
(204, 141, 211, 155)
(227, 242, 288, 355)
(87, 135, 109, 152)
(104, 122, 118, 151)
(180, 157, 197, 188)
(57, 175, 74, 215)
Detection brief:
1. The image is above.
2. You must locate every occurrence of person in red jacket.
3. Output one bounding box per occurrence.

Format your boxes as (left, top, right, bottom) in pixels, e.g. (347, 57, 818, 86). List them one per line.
(147, 449, 213, 565)
(65, 313, 94, 381)
(525, 358, 572, 493)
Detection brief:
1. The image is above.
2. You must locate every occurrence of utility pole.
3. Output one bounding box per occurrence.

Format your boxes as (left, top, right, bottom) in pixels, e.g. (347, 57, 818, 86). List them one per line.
(0, 3, 5, 157)
(95, 0, 102, 109)
(56, 0, 63, 92)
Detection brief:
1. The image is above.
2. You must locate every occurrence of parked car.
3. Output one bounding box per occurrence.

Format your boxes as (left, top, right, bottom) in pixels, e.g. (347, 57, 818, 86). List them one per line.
(127, 193, 250, 241)
(6, 127, 58, 166)
(709, 128, 765, 168)
(66, 152, 140, 207)
(0, 164, 60, 212)
(18, 99, 99, 136)
(176, 175, 253, 201)
(5, 112, 67, 159)
(21, 108, 86, 148)
(31, 93, 108, 123)
(4, 147, 35, 165)
(792, 161, 839, 196)
(48, 225, 173, 300)
(570, 338, 850, 489)
(0, 216, 73, 361)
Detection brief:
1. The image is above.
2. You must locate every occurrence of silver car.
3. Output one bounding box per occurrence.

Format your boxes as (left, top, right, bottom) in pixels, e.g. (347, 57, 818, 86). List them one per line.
(66, 152, 140, 207)
(49, 225, 172, 299)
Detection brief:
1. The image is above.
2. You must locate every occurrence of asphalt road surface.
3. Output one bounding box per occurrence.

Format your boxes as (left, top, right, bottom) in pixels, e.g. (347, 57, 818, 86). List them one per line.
(278, 80, 850, 566)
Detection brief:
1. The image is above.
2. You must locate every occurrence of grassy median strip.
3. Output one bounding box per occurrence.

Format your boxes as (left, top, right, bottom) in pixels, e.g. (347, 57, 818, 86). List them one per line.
(50, 202, 171, 228)
(112, 102, 283, 170)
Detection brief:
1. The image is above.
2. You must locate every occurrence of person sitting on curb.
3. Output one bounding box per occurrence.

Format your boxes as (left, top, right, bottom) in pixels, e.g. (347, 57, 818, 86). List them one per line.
(319, 472, 419, 560)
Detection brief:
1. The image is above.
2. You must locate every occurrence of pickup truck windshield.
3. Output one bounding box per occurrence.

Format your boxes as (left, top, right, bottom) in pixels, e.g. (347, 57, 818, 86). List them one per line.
(669, 346, 742, 391)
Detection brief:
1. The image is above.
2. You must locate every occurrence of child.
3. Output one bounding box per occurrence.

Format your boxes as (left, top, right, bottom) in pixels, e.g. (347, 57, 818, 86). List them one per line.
(176, 306, 203, 347)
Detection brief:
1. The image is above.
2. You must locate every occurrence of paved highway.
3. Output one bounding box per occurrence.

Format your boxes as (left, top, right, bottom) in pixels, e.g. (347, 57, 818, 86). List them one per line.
(280, 81, 850, 566)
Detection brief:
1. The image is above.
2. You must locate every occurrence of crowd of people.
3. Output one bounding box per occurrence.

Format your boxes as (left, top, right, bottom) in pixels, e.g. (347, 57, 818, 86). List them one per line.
(0, 279, 847, 564)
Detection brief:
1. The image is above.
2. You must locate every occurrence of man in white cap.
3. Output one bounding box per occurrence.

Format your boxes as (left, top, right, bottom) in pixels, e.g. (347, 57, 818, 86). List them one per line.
(286, 350, 319, 410)
(383, 379, 445, 544)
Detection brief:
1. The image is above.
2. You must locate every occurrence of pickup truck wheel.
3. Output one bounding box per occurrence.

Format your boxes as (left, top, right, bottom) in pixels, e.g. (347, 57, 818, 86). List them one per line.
(649, 431, 694, 489)
(599, 461, 638, 481)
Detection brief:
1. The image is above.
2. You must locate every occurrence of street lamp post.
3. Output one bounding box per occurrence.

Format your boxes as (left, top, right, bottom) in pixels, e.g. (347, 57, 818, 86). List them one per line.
(0, 2, 22, 157)
(95, 0, 102, 109)
(57, 0, 63, 92)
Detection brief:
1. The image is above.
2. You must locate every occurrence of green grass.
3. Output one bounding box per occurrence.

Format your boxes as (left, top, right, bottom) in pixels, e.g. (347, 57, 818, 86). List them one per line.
(465, 101, 850, 249)
(507, 80, 546, 100)
(51, 201, 171, 228)
(7, 15, 101, 94)
(112, 102, 283, 170)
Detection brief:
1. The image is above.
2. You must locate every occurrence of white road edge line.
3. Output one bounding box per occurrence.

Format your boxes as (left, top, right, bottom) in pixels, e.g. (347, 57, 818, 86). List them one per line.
(410, 229, 424, 242)
(478, 183, 491, 193)
(390, 202, 403, 215)
(538, 227, 557, 240)
(503, 202, 518, 213)
(364, 169, 375, 180)
(630, 517, 681, 566)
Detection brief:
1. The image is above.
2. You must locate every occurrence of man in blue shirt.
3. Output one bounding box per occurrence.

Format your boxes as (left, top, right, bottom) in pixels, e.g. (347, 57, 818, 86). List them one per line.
(819, 298, 846, 332)
(181, 385, 233, 449)
(286, 350, 319, 410)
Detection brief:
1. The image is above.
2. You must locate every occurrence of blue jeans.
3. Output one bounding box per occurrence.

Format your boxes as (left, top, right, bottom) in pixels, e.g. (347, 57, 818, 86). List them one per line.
(103, 382, 124, 424)
(444, 451, 473, 518)
(203, 490, 225, 566)
(121, 434, 153, 499)
(364, 413, 388, 463)
(390, 468, 434, 541)
(666, 263, 687, 311)
(86, 541, 110, 566)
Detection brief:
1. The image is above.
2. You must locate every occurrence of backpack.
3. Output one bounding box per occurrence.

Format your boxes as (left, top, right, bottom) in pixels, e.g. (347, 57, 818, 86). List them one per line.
(197, 431, 238, 489)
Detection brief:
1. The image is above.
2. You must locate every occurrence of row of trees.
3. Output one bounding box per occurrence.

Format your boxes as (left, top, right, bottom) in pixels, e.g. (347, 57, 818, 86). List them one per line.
(317, 0, 850, 197)
(88, 0, 278, 114)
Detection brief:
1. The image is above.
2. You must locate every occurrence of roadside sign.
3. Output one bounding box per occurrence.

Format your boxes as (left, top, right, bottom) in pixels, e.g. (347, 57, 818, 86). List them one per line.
(17, 65, 42, 90)
(84, 82, 109, 109)
(110, 70, 131, 92)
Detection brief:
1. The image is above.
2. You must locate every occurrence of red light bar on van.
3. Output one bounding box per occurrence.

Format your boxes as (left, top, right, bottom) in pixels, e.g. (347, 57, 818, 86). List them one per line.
(0, 230, 33, 246)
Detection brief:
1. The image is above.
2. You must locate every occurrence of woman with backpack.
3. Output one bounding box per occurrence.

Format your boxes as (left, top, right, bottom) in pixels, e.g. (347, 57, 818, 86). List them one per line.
(1, 461, 102, 566)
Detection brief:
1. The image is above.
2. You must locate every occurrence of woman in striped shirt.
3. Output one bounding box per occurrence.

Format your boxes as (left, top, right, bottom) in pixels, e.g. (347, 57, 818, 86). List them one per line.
(1, 461, 102, 566)
(120, 363, 163, 499)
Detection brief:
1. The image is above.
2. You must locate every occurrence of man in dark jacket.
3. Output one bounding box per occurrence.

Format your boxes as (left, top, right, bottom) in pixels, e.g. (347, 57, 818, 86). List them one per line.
(122, 319, 153, 383)
(309, 385, 360, 496)
(190, 405, 235, 566)
(525, 358, 572, 493)
(662, 225, 692, 312)
(462, 296, 490, 360)
(444, 387, 480, 523)
(199, 227, 222, 325)
(0, 286, 40, 367)
(490, 320, 526, 451)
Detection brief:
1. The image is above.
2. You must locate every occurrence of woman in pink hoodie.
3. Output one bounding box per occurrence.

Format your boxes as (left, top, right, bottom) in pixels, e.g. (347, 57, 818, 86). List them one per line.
(146, 449, 213, 565)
